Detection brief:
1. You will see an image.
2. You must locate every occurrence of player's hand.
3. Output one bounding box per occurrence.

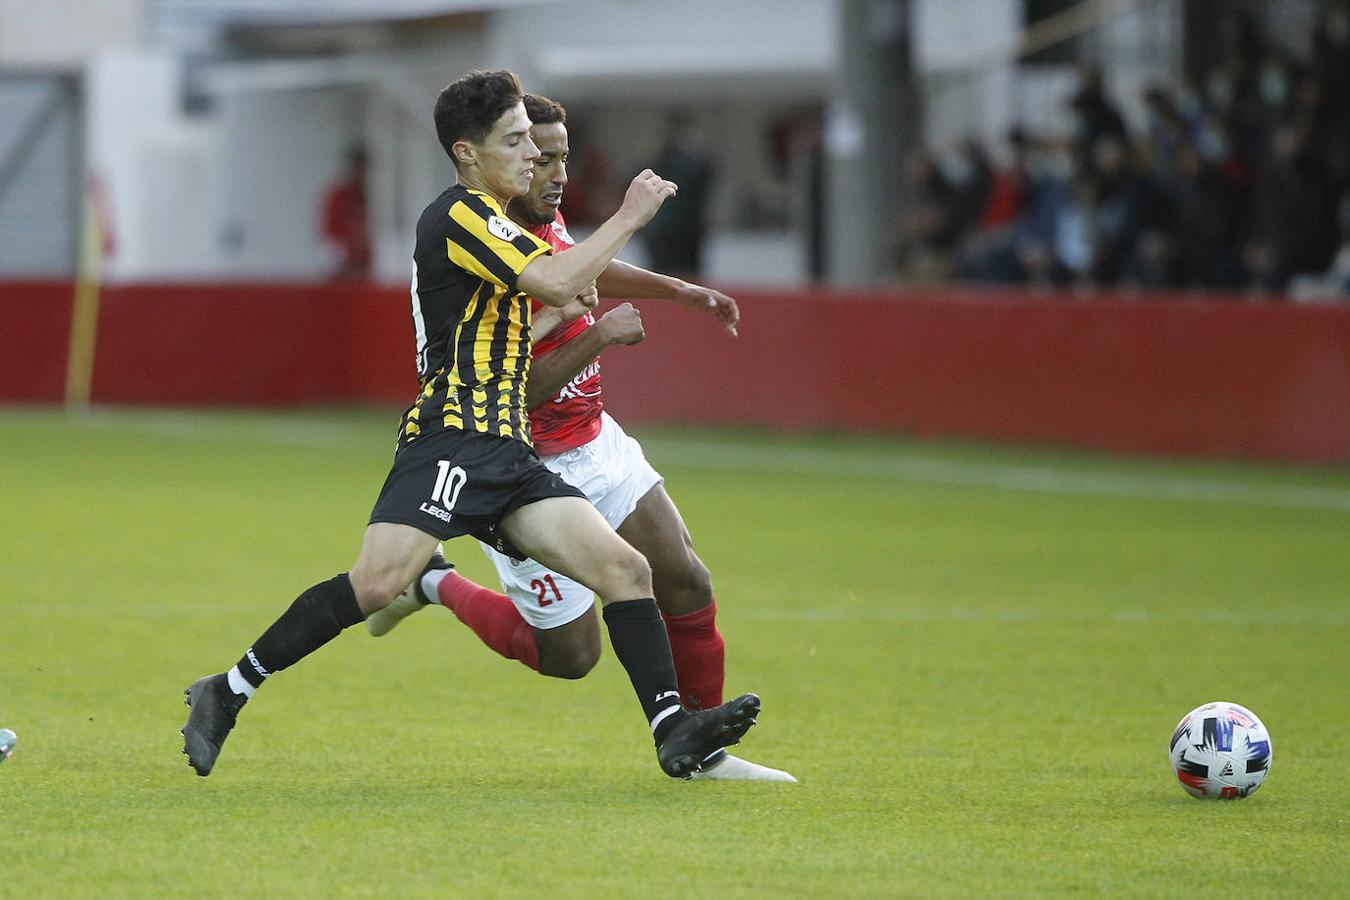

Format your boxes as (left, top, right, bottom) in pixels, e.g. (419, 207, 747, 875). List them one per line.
(598, 302, 645, 346)
(680, 285, 739, 336)
(559, 283, 599, 324)
(618, 169, 678, 229)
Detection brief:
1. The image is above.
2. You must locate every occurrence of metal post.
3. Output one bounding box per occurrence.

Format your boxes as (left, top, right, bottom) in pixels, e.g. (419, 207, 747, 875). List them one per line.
(825, 0, 918, 285)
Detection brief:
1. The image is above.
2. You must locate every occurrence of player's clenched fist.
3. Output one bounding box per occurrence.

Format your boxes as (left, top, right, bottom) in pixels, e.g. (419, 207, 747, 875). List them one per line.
(561, 282, 599, 322)
(598, 302, 645, 346)
(619, 169, 678, 229)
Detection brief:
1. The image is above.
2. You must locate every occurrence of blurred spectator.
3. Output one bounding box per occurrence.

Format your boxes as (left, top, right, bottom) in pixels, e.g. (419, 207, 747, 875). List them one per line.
(557, 122, 624, 228)
(1312, 1, 1350, 187)
(1142, 86, 1187, 184)
(1289, 190, 1350, 301)
(1068, 66, 1128, 168)
(1169, 146, 1246, 287)
(891, 3, 1350, 300)
(320, 146, 371, 280)
(975, 128, 1032, 231)
(947, 139, 995, 235)
(1325, 191, 1350, 297)
(893, 151, 960, 279)
(1244, 124, 1337, 290)
(1084, 136, 1144, 283)
(643, 113, 714, 277)
(1052, 175, 1100, 284)
(895, 142, 994, 280)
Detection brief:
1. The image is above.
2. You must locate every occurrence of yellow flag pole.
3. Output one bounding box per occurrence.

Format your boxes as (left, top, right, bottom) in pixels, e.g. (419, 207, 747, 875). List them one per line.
(64, 183, 103, 409)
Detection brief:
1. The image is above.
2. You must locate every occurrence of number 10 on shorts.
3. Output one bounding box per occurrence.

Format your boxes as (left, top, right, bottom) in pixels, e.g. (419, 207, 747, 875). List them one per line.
(431, 460, 467, 510)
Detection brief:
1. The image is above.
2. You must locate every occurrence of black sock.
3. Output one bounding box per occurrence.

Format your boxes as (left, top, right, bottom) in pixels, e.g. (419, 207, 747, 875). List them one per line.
(602, 598, 688, 745)
(234, 573, 364, 690)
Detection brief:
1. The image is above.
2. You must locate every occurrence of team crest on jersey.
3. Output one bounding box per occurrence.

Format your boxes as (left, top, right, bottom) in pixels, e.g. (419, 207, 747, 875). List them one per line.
(488, 215, 522, 243)
(551, 220, 576, 245)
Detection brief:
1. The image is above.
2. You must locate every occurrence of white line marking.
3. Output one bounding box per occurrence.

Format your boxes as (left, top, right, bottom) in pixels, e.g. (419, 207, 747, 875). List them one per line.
(8, 409, 1349, 514)
(731, 606, 1350, 628)
(640, 438, 1350, 514)
(40, 408, 374, 449)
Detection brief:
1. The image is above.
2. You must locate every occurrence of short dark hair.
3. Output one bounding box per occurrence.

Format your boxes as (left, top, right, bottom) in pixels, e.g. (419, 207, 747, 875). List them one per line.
(522, 93, 567, 126)
(434, 70, 523, 166)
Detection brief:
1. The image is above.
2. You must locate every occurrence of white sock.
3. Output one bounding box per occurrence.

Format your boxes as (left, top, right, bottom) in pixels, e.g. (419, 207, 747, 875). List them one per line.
(226, 665, 256, 698)
(420, 568, 451, 604)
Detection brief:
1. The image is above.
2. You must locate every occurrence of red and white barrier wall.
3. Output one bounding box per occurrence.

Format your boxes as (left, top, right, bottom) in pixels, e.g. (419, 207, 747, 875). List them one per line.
(2, 281, 1347, 463)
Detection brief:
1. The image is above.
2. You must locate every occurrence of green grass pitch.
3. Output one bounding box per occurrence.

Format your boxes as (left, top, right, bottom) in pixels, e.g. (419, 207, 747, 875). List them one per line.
(2, 408, 1348, 897)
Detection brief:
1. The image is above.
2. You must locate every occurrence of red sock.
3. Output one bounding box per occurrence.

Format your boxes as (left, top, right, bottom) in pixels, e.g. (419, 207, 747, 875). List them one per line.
(434, 572, 540, 671)
(662, 600, 725, 711)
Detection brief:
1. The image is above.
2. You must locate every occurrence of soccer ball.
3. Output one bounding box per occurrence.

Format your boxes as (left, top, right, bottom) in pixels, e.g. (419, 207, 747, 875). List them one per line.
(1169, 701, 1272, 799)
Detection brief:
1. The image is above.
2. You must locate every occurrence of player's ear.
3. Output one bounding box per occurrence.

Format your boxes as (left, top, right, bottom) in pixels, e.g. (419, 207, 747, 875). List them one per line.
(452, 139, 475, 168)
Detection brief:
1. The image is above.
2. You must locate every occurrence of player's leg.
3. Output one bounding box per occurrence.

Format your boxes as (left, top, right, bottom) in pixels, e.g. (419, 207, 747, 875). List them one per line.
(181, 522, 441, 776)
(420, 551, 603, 679)
(365, 435, 616, 676)
(371, 422, 643, 678)
(498, 495, 761, 778)
(534, 607, 601, 677)
(619, 483, 711, 616)
(181, 420, 468, 779)
(348, 522, 446, 613)
(499, 494, 651, 600)
(234, 522, 440, 690)
(617, 483, 723, 710)
(367, 542, 606, 678)
(618, 482, 796, 782)
(571, 413, 724, 708)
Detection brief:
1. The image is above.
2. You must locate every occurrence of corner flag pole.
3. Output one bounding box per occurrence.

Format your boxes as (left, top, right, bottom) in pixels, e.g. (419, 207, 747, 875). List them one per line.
(64, 178, 104, 409)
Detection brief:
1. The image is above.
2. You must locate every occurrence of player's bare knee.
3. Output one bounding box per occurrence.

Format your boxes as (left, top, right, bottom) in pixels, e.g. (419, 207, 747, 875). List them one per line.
(541, 644, 601, 679)
(537, 628, 601, 679)
(682, 558, 714, 604)
(616, 548, 654, 599)
(594, 546, 652, 600)
(655, 556, 714, 614)
(348, 566, 404, 614)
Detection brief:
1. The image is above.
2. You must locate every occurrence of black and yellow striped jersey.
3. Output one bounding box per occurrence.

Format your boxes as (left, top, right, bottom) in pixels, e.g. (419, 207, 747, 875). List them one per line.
(401, 185, 552, 447)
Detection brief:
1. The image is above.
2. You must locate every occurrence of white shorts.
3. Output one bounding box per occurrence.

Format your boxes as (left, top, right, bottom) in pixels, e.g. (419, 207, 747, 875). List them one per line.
(481, 411, 663, 629)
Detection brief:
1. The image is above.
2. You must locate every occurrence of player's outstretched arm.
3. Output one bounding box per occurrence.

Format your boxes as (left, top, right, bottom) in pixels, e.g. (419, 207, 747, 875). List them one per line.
(518, 169, 676, 307)
(596, 260, 740, 336)
(525, 303, 644, 409)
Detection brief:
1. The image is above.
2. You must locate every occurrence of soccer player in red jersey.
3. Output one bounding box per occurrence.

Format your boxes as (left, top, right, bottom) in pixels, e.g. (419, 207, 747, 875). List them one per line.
(368, 94, 794, 782)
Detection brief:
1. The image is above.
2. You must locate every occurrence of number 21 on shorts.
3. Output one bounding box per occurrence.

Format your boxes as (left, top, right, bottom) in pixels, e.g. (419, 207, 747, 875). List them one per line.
(431, 460, 467, 510)
(531, 574, 563, 607)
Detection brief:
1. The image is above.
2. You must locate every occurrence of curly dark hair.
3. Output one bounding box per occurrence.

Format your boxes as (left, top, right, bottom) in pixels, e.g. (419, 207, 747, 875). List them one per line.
(434, 70, 524, 166)
(522, 93, 567, 126)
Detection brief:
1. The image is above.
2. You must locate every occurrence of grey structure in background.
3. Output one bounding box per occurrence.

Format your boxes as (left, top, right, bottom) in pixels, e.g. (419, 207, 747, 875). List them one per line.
(0, 76, 81, 276)
(827, 0, 916, 285)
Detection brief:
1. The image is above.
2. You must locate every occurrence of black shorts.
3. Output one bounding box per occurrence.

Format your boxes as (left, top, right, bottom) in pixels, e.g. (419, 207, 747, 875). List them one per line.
(368, 428, 585, 549)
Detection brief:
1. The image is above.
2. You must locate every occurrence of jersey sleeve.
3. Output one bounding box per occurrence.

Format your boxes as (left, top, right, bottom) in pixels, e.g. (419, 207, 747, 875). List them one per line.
(444, 196, 551, 292)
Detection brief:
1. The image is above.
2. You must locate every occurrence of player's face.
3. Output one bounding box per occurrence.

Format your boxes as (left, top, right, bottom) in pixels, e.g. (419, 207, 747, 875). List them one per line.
(514, 122, 569, 226)
(466, 101, 539, 201)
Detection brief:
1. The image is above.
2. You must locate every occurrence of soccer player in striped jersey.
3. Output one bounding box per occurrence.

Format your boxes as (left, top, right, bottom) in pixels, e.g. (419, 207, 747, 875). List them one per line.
(181, 70, 763, 780)
(366, 94, 794, 782)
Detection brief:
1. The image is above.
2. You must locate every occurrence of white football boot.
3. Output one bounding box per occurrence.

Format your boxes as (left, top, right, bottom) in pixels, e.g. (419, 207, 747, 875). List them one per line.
(690, 750, 798, 782)
(366, 587, 428, 637)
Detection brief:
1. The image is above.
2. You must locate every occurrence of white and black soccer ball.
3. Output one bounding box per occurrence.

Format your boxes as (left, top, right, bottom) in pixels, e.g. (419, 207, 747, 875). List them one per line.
(1169, 701, 1272, 799)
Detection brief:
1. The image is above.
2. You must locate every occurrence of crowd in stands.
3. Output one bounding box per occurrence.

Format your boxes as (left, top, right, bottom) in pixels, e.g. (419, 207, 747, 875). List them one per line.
(895, 6, 1350, 299)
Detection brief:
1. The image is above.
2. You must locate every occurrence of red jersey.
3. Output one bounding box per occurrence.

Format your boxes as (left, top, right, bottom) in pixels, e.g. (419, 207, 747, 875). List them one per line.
(528, 211, 604, 455)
